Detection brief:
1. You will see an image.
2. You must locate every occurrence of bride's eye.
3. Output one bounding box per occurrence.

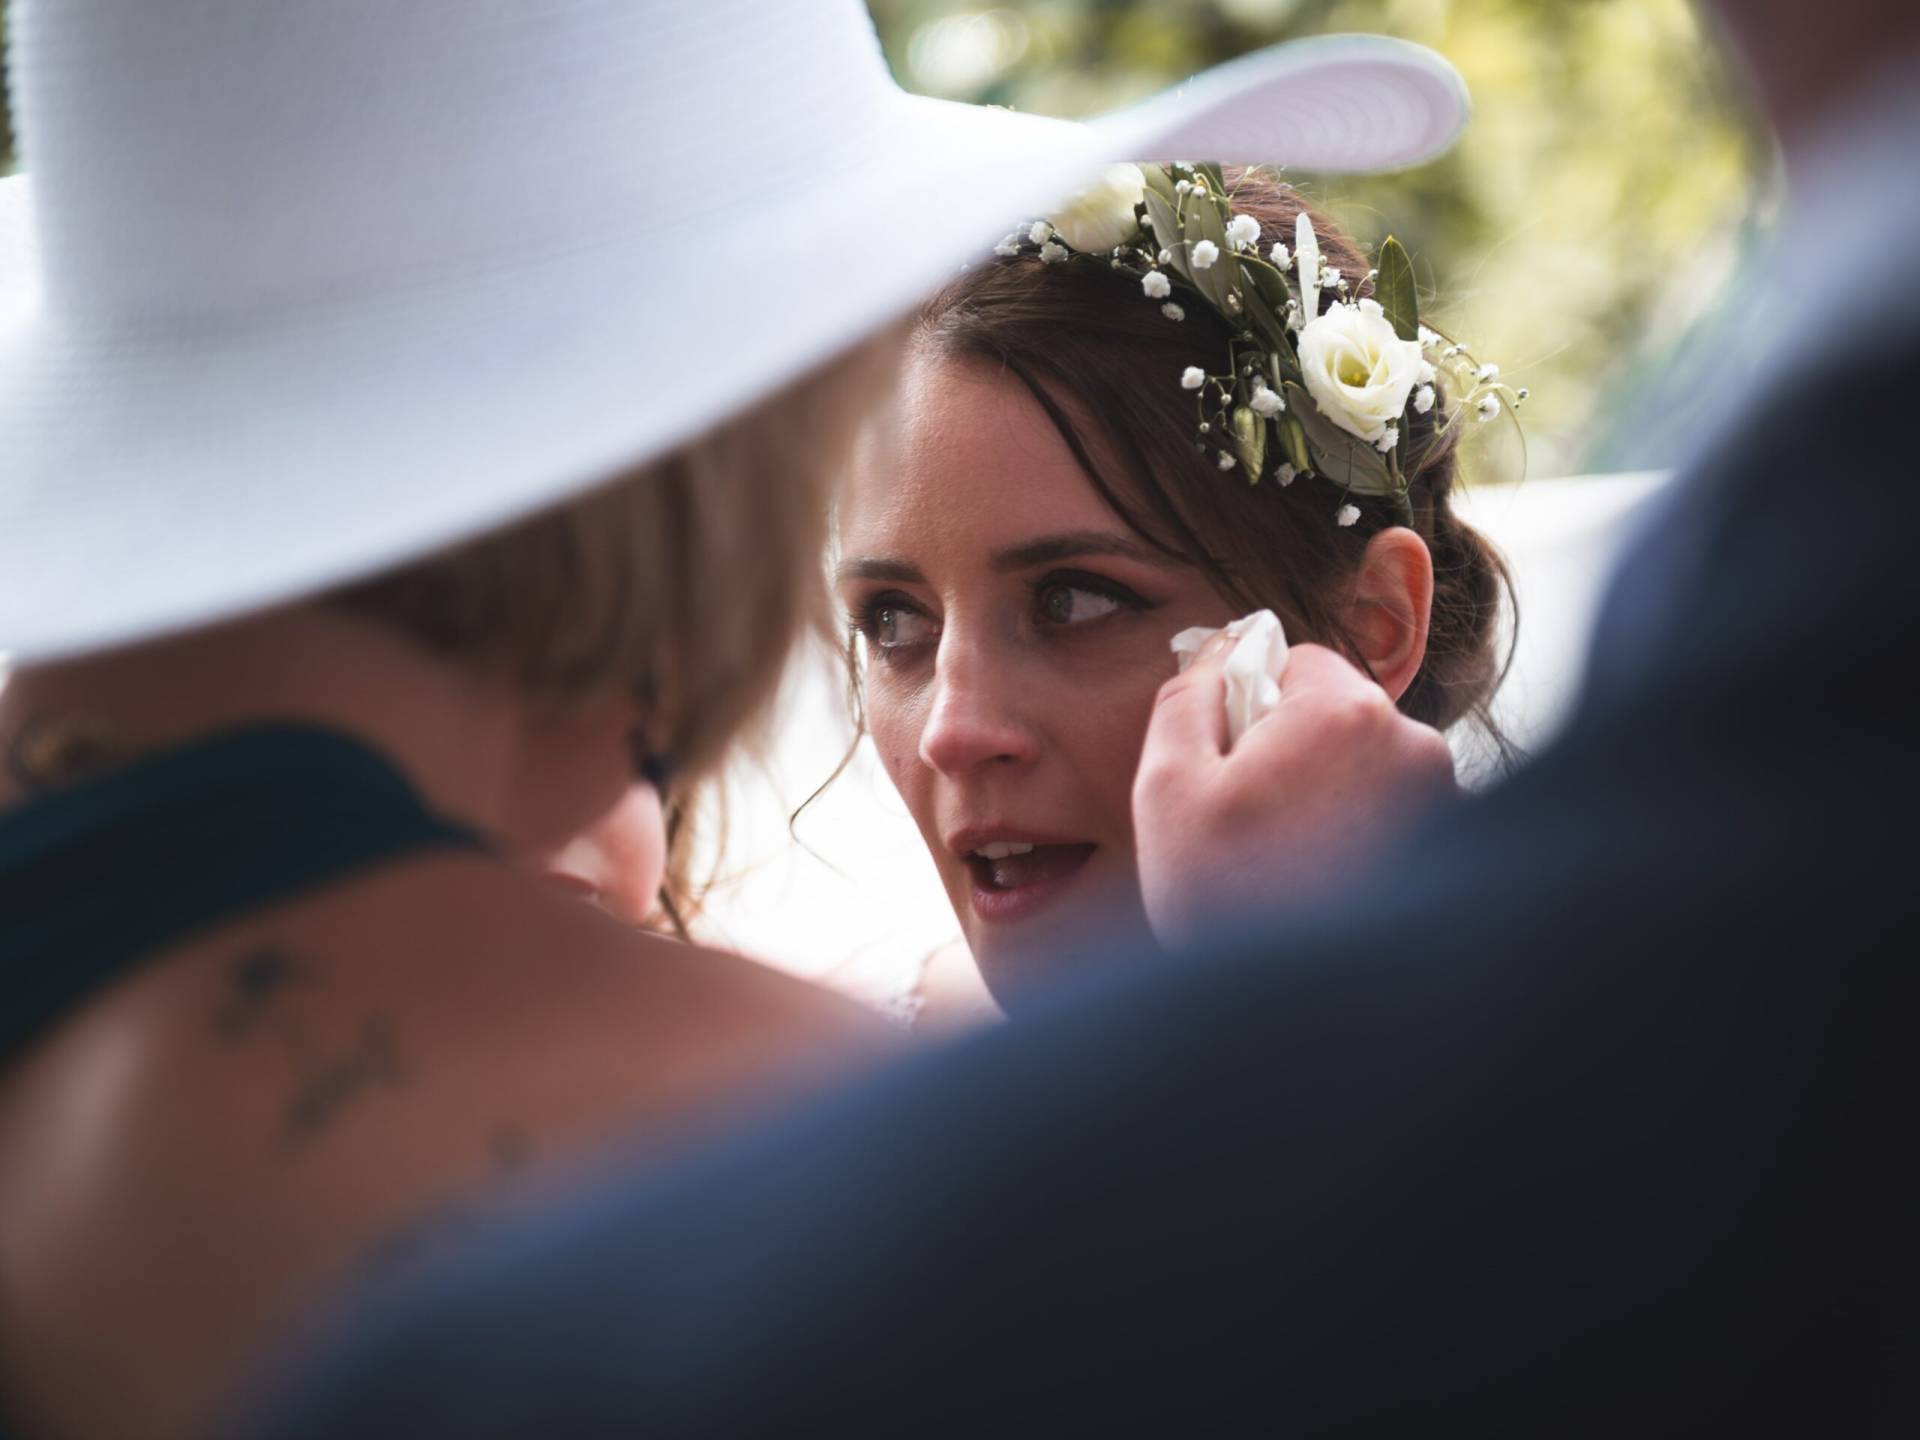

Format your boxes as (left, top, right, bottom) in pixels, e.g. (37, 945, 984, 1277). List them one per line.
(855, 593, 938, 652)
(1033, 573, 1145, 629)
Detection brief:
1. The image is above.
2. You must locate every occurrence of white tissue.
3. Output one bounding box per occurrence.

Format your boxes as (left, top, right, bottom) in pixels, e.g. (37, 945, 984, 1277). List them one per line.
(1169, 609, 1290, 747)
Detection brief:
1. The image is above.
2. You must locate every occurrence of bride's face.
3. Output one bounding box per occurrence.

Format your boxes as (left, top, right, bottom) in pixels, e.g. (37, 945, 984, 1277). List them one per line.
(840, 354, 1236, 1001)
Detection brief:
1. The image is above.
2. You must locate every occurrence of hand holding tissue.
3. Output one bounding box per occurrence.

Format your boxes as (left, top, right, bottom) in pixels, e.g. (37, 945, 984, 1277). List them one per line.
(1169, 610, 1289, 747)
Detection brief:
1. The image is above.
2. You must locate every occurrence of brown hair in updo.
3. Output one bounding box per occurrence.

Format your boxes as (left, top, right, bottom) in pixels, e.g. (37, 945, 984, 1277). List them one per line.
(912, 168, 1515, 741)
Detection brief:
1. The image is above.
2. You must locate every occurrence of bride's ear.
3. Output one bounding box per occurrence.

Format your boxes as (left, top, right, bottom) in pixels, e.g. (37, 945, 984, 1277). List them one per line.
(1344, 527, 1434, 703)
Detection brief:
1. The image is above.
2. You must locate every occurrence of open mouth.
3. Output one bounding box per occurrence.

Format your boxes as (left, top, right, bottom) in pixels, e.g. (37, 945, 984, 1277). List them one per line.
(963, 842, 1096, 923)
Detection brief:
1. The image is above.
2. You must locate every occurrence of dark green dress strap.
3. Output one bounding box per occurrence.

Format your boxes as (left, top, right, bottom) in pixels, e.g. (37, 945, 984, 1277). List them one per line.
(0, 724, 488, 1066)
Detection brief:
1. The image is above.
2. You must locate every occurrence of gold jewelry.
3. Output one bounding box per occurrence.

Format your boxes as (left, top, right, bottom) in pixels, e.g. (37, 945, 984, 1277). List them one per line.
(5, 712, 134, 793)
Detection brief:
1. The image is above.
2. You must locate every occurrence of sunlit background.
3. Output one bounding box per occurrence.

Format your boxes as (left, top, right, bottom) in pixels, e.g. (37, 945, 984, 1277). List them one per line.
(867, 0, 1770, 477)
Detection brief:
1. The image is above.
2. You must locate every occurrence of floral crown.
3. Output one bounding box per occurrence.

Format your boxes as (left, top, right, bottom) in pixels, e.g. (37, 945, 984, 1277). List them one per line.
(994, 163, 1525, 527)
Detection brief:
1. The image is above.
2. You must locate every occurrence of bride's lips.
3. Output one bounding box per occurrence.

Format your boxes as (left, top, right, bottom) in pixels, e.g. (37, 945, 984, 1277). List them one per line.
(948, 830, 1097, 926)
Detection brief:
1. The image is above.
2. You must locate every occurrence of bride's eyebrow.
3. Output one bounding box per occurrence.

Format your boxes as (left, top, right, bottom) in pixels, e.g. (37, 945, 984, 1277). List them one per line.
(834, 533, 1167, 585)
(835, 557, 922, 584)
(989, 532, 1170, 573)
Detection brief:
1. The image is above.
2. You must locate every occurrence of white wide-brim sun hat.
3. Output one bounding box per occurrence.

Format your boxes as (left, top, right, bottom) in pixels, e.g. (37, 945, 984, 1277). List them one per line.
(0, 0, 1468, 664)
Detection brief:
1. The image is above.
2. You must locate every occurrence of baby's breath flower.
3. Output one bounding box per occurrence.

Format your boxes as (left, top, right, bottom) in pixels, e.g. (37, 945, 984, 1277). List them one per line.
(1477, 394, 1502, 421)
(994, 233, 1022, 258)
(1190, 239, 1220, 270)
(1161, 302, 1186, 321)
(1269, 241, 1291, 268)
(1028, 221, 1053, 245)
(1517, 387, 1531, 402)
(1181, 366, 1207, 391)
(1336, 504, 1362, 527)
(1157, 248, 1172, 265)
(1226, 214, 1261, 250)
(1375, 425, 1399, 453)
(1217, 451, 1237, 471)
(1416, 358, 1437, 386)
(1476, 362, 1500, 382)
(1413, 383, 1436, 415)
(1277, 463, 1298, 487)
(1249, 386, 1285, 417)
(1175, 179, 1193, 195)
(1418, 325, 1442, 348)
(1141, 270, 1171, 299)
(1038, 240, 1067, 264)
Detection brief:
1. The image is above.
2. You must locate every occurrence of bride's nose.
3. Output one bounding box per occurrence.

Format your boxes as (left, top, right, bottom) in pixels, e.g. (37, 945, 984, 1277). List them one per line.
(918, 636, 1041, 775)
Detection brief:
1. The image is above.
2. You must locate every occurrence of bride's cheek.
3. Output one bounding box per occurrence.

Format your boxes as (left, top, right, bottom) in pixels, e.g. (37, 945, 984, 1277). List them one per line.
(862, 675, 927, 785)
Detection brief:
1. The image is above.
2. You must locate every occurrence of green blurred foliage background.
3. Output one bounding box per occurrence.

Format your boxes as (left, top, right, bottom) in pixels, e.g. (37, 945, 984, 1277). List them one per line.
(868, 0, 1771, 476)
(1, 1, 1769, 475)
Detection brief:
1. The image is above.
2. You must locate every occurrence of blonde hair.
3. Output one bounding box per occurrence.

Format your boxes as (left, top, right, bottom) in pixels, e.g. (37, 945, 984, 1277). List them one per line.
(328, 334, 898, 922)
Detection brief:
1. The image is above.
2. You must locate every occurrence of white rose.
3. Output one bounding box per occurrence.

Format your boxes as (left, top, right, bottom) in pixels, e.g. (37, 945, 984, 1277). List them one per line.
(1047, 163, 1146, 254)
(1297, 301, 1426, 445)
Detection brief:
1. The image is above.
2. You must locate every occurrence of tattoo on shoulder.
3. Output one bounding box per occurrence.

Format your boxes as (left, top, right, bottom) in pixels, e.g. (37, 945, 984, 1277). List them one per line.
(213, 947, 313, 1040)
(212, 943, 415, 1146)
(283, 1016, 409, 1140)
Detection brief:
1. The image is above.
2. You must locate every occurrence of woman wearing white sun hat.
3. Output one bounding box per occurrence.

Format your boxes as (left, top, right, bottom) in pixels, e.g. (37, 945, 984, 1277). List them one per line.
(0, 1, 1468, 1435)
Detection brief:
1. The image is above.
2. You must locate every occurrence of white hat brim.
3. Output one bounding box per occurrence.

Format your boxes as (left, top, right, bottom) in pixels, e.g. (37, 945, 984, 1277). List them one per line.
(0, 34, 1467, 662)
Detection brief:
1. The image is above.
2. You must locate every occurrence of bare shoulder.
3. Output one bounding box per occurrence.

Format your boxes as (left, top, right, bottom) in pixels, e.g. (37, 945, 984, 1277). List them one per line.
(0, 850, 894, 1439)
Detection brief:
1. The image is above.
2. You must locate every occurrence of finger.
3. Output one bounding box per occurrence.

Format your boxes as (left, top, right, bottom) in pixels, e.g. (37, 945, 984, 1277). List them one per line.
(1230, 643, 1396, 763)
(1140, 632, 1233, 770)
(1267, 643, 1384, 705)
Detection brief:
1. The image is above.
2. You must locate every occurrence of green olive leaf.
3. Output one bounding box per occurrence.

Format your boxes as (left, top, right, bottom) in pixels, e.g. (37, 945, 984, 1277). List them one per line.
(1181, 187, 1236, 312)
(1144, 190, 1184, 278)
(1375, 235, 1419, 342)
(1283, 381, 1397, 495)
(1240, 257, 1296, 355)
